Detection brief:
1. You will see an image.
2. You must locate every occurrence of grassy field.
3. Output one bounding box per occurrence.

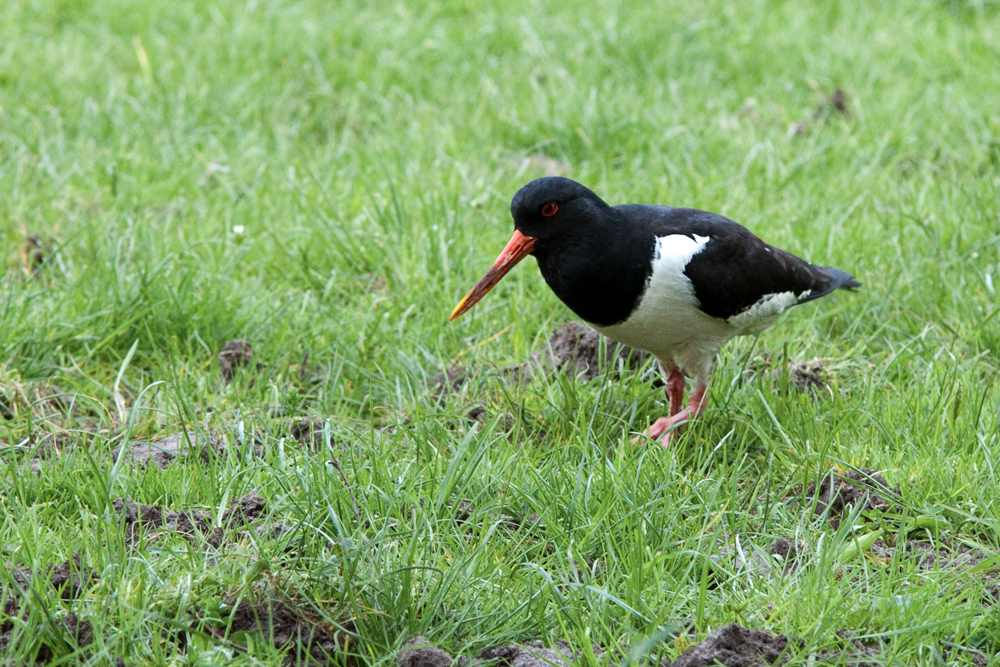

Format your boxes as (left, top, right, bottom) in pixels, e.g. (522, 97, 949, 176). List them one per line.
(2, 0, 1000, 664)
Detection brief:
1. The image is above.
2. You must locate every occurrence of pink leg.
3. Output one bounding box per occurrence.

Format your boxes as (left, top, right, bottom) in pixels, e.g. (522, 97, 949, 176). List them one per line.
(666, 365, 685, 418)
(634, 381, 709, 447)
(633, 363, 685, 444)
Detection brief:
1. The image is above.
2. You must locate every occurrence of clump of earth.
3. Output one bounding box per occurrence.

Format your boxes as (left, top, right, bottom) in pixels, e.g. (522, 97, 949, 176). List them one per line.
(395, 622, 888, 667)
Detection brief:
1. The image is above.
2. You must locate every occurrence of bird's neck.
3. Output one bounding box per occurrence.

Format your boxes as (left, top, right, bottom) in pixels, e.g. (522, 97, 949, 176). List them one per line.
(534, 217, 655, 327)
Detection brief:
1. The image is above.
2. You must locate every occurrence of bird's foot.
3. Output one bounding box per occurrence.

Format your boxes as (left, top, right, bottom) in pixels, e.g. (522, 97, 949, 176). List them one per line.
(632, 410, 691, 447)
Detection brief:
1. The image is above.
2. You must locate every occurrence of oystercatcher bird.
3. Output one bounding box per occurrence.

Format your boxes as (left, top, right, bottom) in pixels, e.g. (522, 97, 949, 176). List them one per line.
(450, 177, 860, 444)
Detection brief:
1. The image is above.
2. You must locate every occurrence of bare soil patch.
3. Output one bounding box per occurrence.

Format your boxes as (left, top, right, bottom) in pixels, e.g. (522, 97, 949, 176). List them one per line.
(784, 358, 827, 394)
(717, 536, 803, 579)
(434, 323, 650, 435)
(806, 468, 897, 528)
(0, 393, 14, 420)
(289, 418, 327, 451)
(672, 623, 789, 667)
(115, 432, 221, 469)
(672, 624, 883, 667)
(534, 322, 650, 382)
(9, 554, 97, 600)
(871, 538, 999, 603)
(21, 235, 45, 276)
(112, 492, 267, 549)
(747, 355, 832, 396)
(220, 596, 356, 666)
(476, 639, 579, 666)
(827, 88, 849, 115)
(434, 322, 650, 398)
(218, 339, 259, 384)
(398, 635, 655, 667)
(2, 555, 101, 663)
(789, 86, 851, 137)
(396, 636, 454, 667)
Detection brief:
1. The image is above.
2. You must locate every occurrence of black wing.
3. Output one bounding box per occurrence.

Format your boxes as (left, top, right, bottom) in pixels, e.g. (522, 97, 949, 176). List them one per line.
(647, 207, 860, 321)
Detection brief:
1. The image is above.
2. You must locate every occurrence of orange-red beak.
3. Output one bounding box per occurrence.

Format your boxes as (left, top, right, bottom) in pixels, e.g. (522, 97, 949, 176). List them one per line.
(449, 230, 537, 321)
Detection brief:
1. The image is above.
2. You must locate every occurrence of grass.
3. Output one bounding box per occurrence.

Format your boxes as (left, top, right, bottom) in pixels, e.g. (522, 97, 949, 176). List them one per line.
(1, 0, 999, 664)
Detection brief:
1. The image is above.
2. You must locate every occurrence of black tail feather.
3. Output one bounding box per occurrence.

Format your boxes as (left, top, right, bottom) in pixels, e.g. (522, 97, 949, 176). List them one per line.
(821, 266, 861, 289)
(796, 266, 861, 304)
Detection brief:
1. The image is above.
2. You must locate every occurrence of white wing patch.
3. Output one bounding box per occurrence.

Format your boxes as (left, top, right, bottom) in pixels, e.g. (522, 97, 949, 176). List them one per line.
(656, 233, 711, 277)
(592, 233, 815, 381)
(593, 233, 732, 381)
(726, 290, 811, 333)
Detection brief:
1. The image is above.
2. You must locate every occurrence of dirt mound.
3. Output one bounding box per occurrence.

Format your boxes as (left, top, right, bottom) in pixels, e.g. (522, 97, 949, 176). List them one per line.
(21, 234, 45, 276)
(218, 339, 260, 384)
(397, 638, 578, 667)
(36, 428, 98, 459)
(2, 555, 101, 663)
(902, 540, 991, 572)
(829, 88, 848, 114)
(822, 631, 882, 667)
(0, 612, 97, 664)
(397, 635, 667, 666)
(113, 498, 220, 547)
(477, 640, 576, 666)
(221, 597, 355, 666)
(532, 322, 649, 381)
(114, 430, 270, 470)
(871, 538, 999, 602)
(673, 624, 881, 667)
(783, 358, 826, 393)
(9, 554, 97, 600)
(806, 468, 897, 528)
(113, 492, 267, 549)
(672, 624, 885, 667)
(789, 86, 851, 137)
(397, 636, 453, 667)
(673, 623, 788, 667)
(115, 432, 220, 469)
(432, 367, 471, 396)
(0, 393, 14, 420)
(434, 322, 650, 399)
(748, 355, 831, 395)
(768, 537, 799, 568)
(466, 406, 516, 431)
(222, 492, 267, 529)
(717, 536, 803, 579)
(289, 418, 327, 451)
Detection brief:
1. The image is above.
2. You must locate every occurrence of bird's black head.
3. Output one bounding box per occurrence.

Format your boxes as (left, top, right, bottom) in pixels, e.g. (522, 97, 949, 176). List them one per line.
(449, 177, 610, 321)
(509, 177, 610, 249)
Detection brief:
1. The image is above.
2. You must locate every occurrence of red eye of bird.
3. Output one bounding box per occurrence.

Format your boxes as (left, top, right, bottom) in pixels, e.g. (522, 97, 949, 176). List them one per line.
(541, 202, 558, 217)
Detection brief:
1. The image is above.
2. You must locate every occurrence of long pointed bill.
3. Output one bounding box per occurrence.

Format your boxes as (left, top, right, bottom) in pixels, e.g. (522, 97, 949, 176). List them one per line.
(449, 229, 537, 321)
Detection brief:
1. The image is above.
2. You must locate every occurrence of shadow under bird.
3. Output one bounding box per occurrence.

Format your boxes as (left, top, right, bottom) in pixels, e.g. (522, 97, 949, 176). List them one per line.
(450, 177, 860, 444)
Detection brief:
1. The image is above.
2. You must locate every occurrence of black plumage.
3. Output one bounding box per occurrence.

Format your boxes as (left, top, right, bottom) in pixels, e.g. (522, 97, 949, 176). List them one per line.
(453, 177, 860, 444)
(511, 178, 859, 327)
